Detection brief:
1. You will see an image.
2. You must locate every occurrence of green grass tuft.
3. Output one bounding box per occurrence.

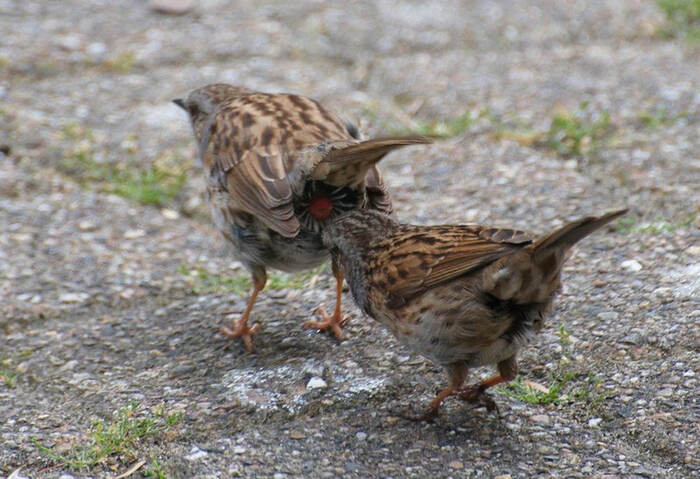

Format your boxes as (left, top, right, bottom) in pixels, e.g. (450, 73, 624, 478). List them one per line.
(179, 264, 327, 295)
(57, 124, 187, 207)
(59, 152, 186, 207)
(656, 0, 700, 41)
(111, 166, 186, 206)
(393, 111, 483, 138)
(497, 375, 570, 405)
(34, 402, 182, 472)
(638, 108, 689, 128)
(144, 458, 171, 479)
(103, 51, 136, 73)
(617, 215, 696, 234)
(0, 359, 18, 388)
(497, 322, 611, 410)
(545, 103, 611, 156)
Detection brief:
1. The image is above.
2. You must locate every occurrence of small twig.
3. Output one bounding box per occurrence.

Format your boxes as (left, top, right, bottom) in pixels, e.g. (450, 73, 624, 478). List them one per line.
(115, 459, 146, 479)
(37, 462, 67, 474)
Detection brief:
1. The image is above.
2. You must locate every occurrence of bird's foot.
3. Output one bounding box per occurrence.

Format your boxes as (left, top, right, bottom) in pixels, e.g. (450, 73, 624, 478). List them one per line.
(220, 317, 261, 353)
(396, 405, 440, 422)
(303, 306, 349, 340)
(457, 385, 499, 412)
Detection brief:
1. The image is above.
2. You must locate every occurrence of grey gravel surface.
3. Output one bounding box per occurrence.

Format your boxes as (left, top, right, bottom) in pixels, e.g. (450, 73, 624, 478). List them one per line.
(1, 1, 699, 478)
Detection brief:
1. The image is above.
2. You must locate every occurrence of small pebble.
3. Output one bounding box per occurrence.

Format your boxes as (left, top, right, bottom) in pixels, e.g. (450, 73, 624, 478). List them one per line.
(59, 292, 89, 303)
(620, 260, 642, 272)
(306, 377, 327, 390)
(161, 208, 180, 219)
(78, 220, 98, 231)
(530, 414, 550, 424)
(123, 229, 146, 239)
(656, 388, 673, 397)
(588, 417, 602, 427)
(184, 446, 207, 461)
(149, 0, 194, 15)
(86, 42, 107, 57)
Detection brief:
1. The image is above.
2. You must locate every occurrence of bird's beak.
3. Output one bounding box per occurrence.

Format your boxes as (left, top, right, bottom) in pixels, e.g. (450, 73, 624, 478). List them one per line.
(172, 98, 186, 110)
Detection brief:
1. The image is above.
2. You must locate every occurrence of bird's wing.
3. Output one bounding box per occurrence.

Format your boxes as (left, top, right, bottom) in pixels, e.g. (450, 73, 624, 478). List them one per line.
(206, 101, 300, 237)
(372, 225, 532, 305)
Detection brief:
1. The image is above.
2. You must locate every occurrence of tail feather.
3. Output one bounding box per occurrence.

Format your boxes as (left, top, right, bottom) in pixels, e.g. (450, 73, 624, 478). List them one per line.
(318, 136, 432, 187)
(325, 135, 433, 165)
(486, 208, 627, 304)
(531, 208, 628, 257)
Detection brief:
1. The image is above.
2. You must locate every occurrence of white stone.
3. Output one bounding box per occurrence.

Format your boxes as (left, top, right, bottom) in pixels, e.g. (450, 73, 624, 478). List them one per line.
(588, 417, 602, 427)
(530, 414, 550, 424)
(184, 446, 208, 461)
(78, 220, 98, 231)
(233, 445, 246, 454)
(161, 208, 180, 219)
(86, 42, 107, 57)
(306, 377, 327, 390)
(59, 292, 89, 303)
(355, 431, 367, 441)
(56, 34, 82, 51)
(657, 388, 673, 397)
(620, 259, 642, 272)
(123, 229, 145, 239)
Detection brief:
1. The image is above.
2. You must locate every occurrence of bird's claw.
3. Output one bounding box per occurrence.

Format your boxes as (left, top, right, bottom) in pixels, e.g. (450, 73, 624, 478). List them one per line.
(220, 321, 261, 353)
(303, 306, 349, 340)
(457, 386, 499, 413)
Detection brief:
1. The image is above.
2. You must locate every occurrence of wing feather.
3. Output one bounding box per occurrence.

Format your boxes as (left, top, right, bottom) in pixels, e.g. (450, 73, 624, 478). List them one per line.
(373, 226, 532, 303)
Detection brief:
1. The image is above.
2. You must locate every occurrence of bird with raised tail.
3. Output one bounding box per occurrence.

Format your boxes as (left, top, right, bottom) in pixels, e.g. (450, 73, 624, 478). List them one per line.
(174, 83, 432, 351)
(322, 208, 627, 419)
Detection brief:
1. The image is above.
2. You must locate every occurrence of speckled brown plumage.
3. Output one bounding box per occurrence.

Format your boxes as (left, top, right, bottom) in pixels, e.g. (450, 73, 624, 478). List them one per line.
(322, 208, 627, 419)
(174, 83, 431, 351)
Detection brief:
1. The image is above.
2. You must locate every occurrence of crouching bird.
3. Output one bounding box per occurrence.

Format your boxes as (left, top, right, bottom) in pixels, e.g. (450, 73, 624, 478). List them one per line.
(174, 83, 431, 351)
(321, 208, 627, 419)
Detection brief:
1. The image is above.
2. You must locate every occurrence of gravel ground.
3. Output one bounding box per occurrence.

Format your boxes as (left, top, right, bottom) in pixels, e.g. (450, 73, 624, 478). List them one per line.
(1, 1, 698, 478)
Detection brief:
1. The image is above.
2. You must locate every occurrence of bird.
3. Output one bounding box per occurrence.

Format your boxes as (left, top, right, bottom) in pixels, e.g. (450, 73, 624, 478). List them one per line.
(173, 83, 432, 351)
(321, 207, 627, 419)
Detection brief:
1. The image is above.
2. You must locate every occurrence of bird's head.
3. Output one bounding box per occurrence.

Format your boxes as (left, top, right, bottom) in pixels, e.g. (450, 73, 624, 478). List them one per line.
(172, 92, 214, 144)
(172, 84, 248, 144)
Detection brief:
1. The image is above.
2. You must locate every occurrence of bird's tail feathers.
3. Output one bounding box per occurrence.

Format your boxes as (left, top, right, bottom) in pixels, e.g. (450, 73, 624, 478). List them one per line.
(486, 208, 627, 304)
(316, 136, 432, 187)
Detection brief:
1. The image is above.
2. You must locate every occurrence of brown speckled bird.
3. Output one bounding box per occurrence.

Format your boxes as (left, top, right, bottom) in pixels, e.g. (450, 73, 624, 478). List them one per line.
(174, 84, 431, 351)
(322, 208, 627, 419)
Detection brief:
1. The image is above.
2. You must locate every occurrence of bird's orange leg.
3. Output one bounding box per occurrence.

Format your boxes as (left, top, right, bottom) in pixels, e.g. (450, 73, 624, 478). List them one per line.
(456, 375, 507, 412)
(220, 268, 266, 352)
(303, 258, 349, 340)
(402, 364, 468, 421)
(456, 358, 517, 412)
